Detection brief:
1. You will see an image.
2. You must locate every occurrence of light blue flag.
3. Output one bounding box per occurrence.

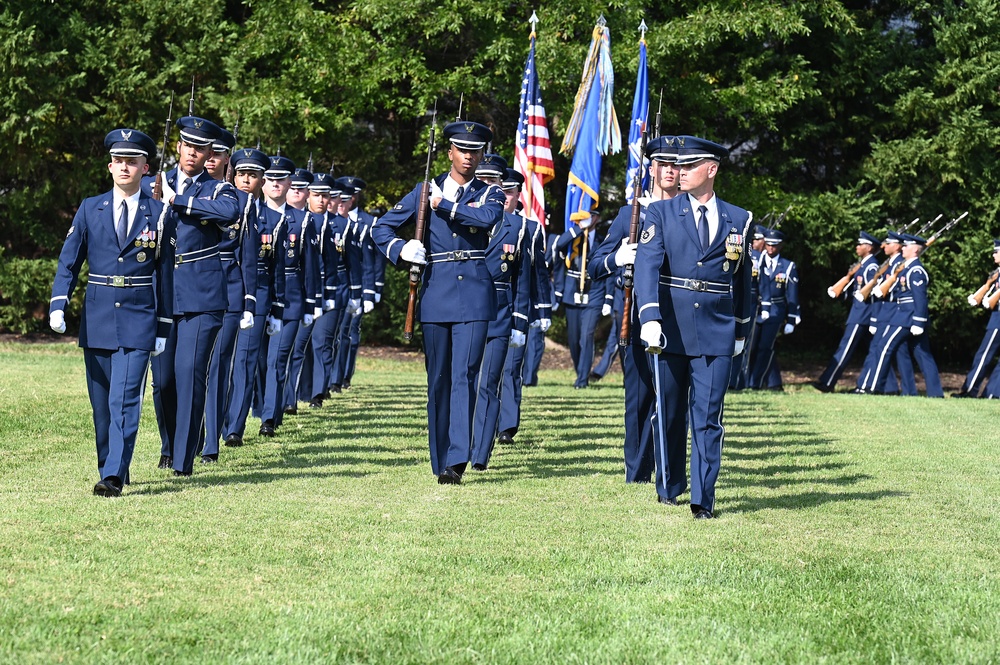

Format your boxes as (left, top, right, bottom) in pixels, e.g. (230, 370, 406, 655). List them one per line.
(565, 77, 604, 224)
(624, 36, 648, 204)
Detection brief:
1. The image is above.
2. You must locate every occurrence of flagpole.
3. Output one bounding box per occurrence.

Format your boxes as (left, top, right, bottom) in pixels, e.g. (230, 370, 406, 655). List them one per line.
(525, 10, 538, 221)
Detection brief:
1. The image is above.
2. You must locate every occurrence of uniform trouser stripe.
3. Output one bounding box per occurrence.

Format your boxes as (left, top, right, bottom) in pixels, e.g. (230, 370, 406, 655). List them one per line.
(870, 327, 904, 392)
(965, 328, 999, 393)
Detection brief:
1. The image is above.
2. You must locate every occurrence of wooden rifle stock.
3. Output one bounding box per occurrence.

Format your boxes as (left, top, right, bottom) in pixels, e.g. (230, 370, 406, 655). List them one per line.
(876, 261, 907, 296)
(404, 180, 431, 341)
(828, 261, 861, 299)
(987, 282, 1000, 310)
(857, 259, 893, 300)
(970, 269, 999, 307)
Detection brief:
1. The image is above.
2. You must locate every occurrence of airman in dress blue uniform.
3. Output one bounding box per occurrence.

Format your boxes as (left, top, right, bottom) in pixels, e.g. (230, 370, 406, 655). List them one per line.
(954, 240, 1000, 397)
(523, 225, 558, 387)
(372, 120, 505, 484)
(588, 135, 681, 485)
(729, 224, 766, 389)
(748, 228, 800, 390)
(469, 157, 532, 470)
(202, 130, 260, 462)
(635, 136, 753, 518)
(50, 129, 172, 496)
(143, 115, 241, 476)
(221, 148, 287, 446)
(815, 231, 880, 392)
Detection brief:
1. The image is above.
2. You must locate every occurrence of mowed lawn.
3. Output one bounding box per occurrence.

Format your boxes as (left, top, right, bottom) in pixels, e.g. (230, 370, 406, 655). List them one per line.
(1, 341, 998, 664)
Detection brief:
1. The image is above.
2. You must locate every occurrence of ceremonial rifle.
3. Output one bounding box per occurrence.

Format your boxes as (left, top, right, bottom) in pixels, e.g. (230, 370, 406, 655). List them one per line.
(153, 92, 174, 201)
(915, 213, 943, 237)
(827, 260, 865, 299)
(403, 101, 438, 342)
(875, 211, 968, 297)
(925, 210, 968, 246)
(771, 205, 792, 229)
(986, 279, 1000, 310)
(653, 90, 663, 139)
(456, 93, 464, 121)
(620, 111, 649, 347)
(856, 216, 921, 299)
(969, 269, 999, 307)
(188, 77, 196, 116)
(224, 112, 240, 185)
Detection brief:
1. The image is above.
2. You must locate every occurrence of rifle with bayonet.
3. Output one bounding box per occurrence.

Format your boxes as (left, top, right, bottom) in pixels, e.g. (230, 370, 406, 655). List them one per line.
(153, 92, 174, 202)
(653, 90, 662, 139)
(969, 268, 999, 307)
(855, 216, 921, 300)
(225, 112, 240, 185)
(403, 101, 438, 342)
(874, 211, 968, 298)
(620, 111, 649, 347)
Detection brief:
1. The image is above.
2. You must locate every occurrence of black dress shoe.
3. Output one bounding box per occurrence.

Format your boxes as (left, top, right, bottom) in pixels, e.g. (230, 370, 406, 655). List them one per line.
(224, 434, 243, 447)
(437, 466, 463, 485)
(174, 470, 192, 477)
(691, 504, 714, 519)
(200, 454, 218, 464)
(322, 390, 332, 400)
(93, 476, 123, 497)
(259, 421, 276, 437)
(497, 429, 515, 445)
(472, 463, 487, 471)
(283, 406, 298, 416)
(158, 455, 172, 469)
(330, 384, 342, 394)
(589, 371, 603, 382)
(952, 391, 973, 398)
(849, 388, 867, 395)
(812, 381, 834, 393)
(308, 398, 323, 409)
(342, 380, 351, 390)
(658, 496, 678, 506)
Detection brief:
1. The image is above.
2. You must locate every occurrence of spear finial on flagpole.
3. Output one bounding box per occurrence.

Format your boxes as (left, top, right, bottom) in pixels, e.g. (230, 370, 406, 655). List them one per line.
(529, 10, 539, 36)
(639, 19, 648, 41)
(597, 14, 606, 27)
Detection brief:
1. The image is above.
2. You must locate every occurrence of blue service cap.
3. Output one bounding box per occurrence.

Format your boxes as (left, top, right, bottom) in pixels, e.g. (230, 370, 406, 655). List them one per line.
(991, 238, 1000, 253)
(858, 231, 879, 245)
(502, 168, 525, 190)
(176, 116, 222, 146)
(308, 172, 335, 193)
(475, 153, 508, 178)
(884, 231, 904, 244)
(901, 233, 927, 247)
(336, 176, 367, 197)
(104, 128, 156, 158)
(289, 167, 313, 188)
(444, 121, 493, 151)
(753, 225, 768, 240)
(264, 155, 296, 179)
(674, 135, 730, 165)
(212, 129, 236, 153)
(645, 135, 678, 162)
(765, 228, 785, 245)
(231, 147, 269, 172)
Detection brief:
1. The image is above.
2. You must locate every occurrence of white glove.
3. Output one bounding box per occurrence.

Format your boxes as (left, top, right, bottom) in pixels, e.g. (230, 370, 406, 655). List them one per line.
(552, 301, 560, 312)
(733, 338, 746, 356)
(49, 310, 66, 334)
(539, 318, 551, 333)
(579, 216, 594, 230)
(509, 329, 526, 348)
(759, 310, 770, 321)
(313, 306, 323, 319)
(239, 311, 254, 330)
(348, 298, 362, 317)
(265, 315, 282, 336)
(303, 313, 314, 327)
(159, 175, 176, 203)
(363, 300, 375, 314)
(601, 303, 612, 317)
(429, 181, 444, 204)
(152, 337, 167, 357)
(614, 242, 637, 267)
(640, 321, 663, 353)
(868, 325, 877, 335)
(873, 286, 885, 299)
(827, 287, 837, 299)
(374, 293, 382, 303)
(400, 239, 426, 265)
(854, 290, 865, 302)
(985, 300, 994, 310)
(968, 294, 979, 307)
(324, 299, 336, 311)
(910, 325, 924, 336)
(783, 323, 795, 335)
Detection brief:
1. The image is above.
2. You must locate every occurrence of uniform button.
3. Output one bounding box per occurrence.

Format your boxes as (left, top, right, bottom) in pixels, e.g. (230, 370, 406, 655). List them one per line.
(697, 262, 703, 267)
(118, 258, 124, 263)
(457, 275, 463, 281)
(470, 228, 477, 234)
(452, 233, 457, 238)
(694, 303, 700, 309)
(115, 302, 121, 308)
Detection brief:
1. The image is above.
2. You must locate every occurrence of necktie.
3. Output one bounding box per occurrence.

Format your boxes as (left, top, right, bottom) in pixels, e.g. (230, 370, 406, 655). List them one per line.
(116, 201, 128, 247)
(697, 205, 709, 251)
(455, 185, 464, 202)
(179, 177, 193, 196)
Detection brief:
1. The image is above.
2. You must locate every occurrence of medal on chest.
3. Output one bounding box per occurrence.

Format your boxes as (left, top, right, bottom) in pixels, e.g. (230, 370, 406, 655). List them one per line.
(725, 232, 743, 261)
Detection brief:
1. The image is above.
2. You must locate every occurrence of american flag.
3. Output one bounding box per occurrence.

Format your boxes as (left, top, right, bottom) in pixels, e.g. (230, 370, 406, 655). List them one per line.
(514, 31, 554, 225)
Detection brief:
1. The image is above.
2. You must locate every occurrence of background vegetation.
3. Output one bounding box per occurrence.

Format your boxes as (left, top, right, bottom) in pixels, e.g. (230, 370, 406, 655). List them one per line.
(2, 0, 999, 359)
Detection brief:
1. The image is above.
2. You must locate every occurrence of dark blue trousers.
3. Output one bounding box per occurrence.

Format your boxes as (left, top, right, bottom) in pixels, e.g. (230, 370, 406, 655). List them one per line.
(310, 308, 343, 399)
(498, 337, 528, 435)
(748, 318, 782, 389)
(203, 310, 241, 456)
(262, 319, 300, 427)
(471, 333, 511, 469)
(622, 324, 656, 484)
(565, 305, 600, 388)
(422, 320, 489, 476)
(224, 314, 267, 439)
(286, 319, 315, 409)
(330, 309, 360, 388)
(961, 323, 1000, 395)
(817, 322, 872, 390)
(523, 325, 545, 386)
(84, 347, 150, 483)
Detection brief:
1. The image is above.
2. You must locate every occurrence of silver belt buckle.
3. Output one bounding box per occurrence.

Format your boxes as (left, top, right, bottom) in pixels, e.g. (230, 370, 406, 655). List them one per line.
(456, 249, 469, 260)
(112, 275, 125, 287)
(690, 279, 706, 291)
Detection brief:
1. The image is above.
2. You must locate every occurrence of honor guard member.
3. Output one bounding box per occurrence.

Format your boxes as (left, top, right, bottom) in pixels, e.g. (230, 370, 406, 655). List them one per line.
(470, 159, 532, 470)
(635, 135, 753, 518)
(866, 234, 943, 397)
(588, 135, 681, 485)
(329, 176, 378, 392)
(729, 224, 767, 389)
(815, 231, 880, 392)
(523, 225, 558, 386)
(50, 129, 171, 496)
(222, 148, 286, 446)
(202, 131, 260, 462)
(372, 120, 505, 484)
(286, 168, 311, 210)
(258, 157, 318, 435)
(555, 211, 608, 389)
(497, 169, 551, 445)
(748, 228, 800, 390)
(144, 115, 241, 476)
(956, 240, 1000, 397)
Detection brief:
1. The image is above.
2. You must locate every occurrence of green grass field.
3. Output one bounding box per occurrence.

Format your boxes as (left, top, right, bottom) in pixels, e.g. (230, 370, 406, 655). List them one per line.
(1, 341, 998, 664)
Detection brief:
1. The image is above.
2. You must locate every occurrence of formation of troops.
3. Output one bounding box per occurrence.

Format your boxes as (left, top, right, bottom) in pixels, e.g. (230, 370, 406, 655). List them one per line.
(48, 110, 989, 517)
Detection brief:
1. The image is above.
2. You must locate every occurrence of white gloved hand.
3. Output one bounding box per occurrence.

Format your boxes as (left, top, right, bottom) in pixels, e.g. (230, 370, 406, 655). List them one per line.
(968, 294, 979, 307)
(854, 290, 865, 302)
(759, 310, 770, 321)
(324, 299, 336, 311)
(539, 318, 552, 333)
(159, 175, 176, 203)
(49, 310, 66, 334)
(363, 300, 375, 314)
(374, 293, 382, 304)
(733, 338, 746, 356)
(601, 303, 612, 317)
(429, 181, 444, 203)
(552, 301, 560, 312)
(579, 216, 594, 230)
(265, 315, 282, 336)
(239, 311, 254, 330)
(614, 242, 637, 267)
(827, 287, 837, 299)
(152, 337, 167, 357)
(985, 300, 994, 310)
(303, 313, 314, 327)
(872, 286, 885, 299)
(400, 239, 426, 265)
(313, 306, 323, 319)
(869, 325, 877, 335)
(910, 325, 924, 336)
(783, 323, 795, 335)
(348, 298, 362, 317)
(640, 321, 663, 353)
(509, 329, 526, 348)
